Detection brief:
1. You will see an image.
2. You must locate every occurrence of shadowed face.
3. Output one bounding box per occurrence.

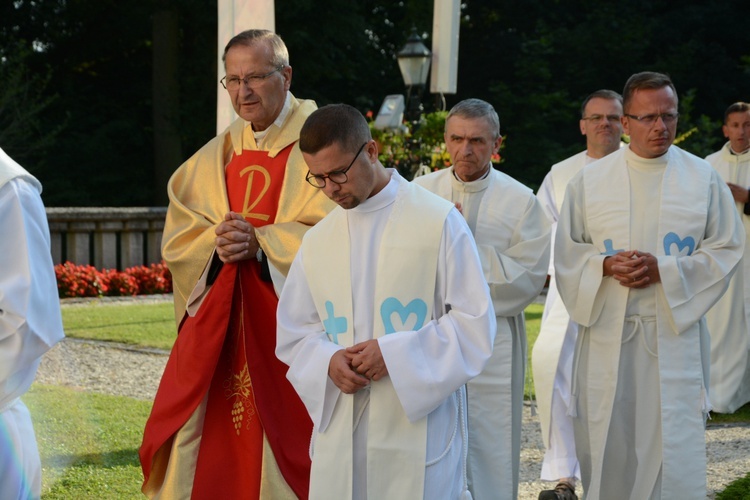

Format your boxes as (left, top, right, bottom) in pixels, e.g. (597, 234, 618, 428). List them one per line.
(444, 115, 502, 182)
(303, 140, 384, 210)
(622, 86, 678, 159)
(723, 110, 750, 154)
(580, 97, 623, 158)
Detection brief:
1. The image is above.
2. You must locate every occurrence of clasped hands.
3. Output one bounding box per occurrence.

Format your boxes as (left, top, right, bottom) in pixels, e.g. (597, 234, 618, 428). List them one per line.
(328, 339, 388, 394)
(603, 250, 661, 288)
(215, 211, 259, 263)
(726, 182, 750, 204)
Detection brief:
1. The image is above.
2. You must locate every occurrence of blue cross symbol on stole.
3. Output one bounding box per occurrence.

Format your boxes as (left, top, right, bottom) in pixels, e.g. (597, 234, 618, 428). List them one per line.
(322, 301, 348, 344)
(602, 239, 624, 256)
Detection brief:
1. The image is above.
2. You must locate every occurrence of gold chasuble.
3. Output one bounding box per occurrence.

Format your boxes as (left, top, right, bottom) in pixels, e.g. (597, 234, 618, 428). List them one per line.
(142, 145, 312, 499)
(139, 94, 333, 500)
(141, 96, 331, 500)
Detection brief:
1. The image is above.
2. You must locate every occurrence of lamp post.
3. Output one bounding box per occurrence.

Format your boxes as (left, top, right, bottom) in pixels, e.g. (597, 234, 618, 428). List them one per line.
(397, 28, 432, 128)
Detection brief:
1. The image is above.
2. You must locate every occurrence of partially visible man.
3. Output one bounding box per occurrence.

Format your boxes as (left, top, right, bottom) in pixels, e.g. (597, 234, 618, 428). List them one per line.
(555, 72, 744, 498)
(0, 146, 65, 499)
(704, 102, 750, 413)
(277, 104, 496, 499)
(414, 98, 550, 499)
(532, 89, 623, 500)
(140, 30, 333, 499)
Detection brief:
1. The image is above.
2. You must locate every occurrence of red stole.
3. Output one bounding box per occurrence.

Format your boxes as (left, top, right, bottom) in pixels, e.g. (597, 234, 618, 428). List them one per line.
(140, 144, 312, 499)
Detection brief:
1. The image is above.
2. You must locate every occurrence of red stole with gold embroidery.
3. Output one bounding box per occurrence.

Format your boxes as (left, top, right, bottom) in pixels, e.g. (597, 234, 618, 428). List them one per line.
(191, 144, 312, 498)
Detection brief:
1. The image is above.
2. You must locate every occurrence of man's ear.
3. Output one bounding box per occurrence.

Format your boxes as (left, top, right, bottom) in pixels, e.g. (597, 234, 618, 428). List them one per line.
(494, 135, 503, 152)
(282, 66, 293, 91)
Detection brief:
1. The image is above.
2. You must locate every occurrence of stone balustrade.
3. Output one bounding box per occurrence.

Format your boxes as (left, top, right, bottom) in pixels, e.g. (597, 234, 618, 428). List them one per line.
(46, 207, 167, 270)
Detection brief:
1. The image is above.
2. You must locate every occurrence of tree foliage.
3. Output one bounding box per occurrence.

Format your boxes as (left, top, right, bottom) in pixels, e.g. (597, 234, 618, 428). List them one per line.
(0, 0, 747, 205)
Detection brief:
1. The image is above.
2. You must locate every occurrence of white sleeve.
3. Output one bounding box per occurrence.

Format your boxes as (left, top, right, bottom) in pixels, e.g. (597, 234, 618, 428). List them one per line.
(554, 175, 609, 327)
(537, 172, 559, 275)
(275, 249, 343, 431)
(478, 194, 550, 317)
(0, 179, 64, 386)
(537, 172, 559, 225)
(658, 170, 745, 332)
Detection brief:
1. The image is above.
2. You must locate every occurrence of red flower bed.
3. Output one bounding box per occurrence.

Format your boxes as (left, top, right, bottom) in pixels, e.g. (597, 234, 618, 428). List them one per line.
(55, 260, 172, 298)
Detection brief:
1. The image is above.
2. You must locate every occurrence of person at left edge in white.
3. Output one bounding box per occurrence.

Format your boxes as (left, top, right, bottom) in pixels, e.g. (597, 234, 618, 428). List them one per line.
(0, 146, 65, 499)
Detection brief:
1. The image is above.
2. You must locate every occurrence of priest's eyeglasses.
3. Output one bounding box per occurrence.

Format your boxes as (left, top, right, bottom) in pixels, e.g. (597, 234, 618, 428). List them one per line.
(306, 142, 368, 188)
(581, 114, 621, 123)
(220, 66, 284, 91)
(624, 113, 679, 125)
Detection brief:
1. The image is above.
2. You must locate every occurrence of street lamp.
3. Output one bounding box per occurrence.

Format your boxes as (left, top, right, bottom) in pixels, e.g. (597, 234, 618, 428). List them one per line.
(397, 28, 431, 126)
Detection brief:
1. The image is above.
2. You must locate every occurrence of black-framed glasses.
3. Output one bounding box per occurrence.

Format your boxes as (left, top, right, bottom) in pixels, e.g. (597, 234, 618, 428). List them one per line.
(624, 113, 679, 125)
(220, 66, 284, 91)
(581, 114, 621, 123)
(306, 142, 368, 188)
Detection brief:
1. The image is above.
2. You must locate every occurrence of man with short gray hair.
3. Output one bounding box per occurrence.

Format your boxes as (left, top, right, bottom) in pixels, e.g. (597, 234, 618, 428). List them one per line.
(414, 98, 551, 499)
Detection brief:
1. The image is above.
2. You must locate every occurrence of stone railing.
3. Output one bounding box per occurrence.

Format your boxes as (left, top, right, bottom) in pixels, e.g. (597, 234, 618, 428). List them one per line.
(46, 207, 167, 270)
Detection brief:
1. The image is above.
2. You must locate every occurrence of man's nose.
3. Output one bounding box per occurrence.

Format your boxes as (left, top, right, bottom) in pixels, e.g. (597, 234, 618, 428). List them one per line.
(653, 115, 668, 130)
(239, 83, 255, 96)
(324, 181, 340, 196)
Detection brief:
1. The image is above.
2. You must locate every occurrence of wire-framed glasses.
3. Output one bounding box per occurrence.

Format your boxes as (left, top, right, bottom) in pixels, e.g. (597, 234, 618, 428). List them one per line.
(624, 113, 679, 125)
(220, 66, 284, 90)
(306, 142, 368, 188)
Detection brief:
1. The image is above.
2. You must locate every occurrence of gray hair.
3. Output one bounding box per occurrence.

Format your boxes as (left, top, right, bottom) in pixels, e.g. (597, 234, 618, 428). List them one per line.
(446, 98, 501, 139)
(222, 29, 289, 68)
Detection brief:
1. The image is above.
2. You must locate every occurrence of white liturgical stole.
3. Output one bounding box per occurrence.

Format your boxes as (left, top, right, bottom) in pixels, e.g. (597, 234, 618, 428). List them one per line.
(577, 146, 711, 494)
(302, 181, 453, 499)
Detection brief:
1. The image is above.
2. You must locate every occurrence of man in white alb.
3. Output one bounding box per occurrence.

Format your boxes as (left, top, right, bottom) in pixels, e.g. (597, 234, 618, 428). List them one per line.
(0, 146, 65, 499)
(532, 89, 623, 500)
(414, 98, 550, 500)
(276, 103, 496, 499)
(555, 72, 744, 499)
(704, 101, 750, 414)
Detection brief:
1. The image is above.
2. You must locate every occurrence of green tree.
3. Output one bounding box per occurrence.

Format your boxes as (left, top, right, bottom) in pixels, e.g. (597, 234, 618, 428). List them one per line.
(0, 46, 65, 170)
(1, 0, 748, 205)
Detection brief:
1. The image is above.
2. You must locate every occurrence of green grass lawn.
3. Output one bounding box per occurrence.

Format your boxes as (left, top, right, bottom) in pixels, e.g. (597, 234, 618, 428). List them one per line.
(61, 301, 176, 350)
(525, 303, 543, 371)
(26, 385, 151, 499)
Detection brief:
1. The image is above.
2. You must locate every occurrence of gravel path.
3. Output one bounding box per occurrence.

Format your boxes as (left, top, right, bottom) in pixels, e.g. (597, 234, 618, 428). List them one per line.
(36, 338, 168, 401)
(36, 327, 750, 499)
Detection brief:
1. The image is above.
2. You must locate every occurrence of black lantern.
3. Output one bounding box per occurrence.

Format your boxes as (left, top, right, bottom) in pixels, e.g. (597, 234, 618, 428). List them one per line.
(397, 28, 431, 125)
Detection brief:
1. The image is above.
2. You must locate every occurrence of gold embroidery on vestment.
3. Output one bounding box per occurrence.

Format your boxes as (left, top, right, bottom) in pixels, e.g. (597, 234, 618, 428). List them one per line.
(224, 276, 257, 436)
(240, 165, 271, 221)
